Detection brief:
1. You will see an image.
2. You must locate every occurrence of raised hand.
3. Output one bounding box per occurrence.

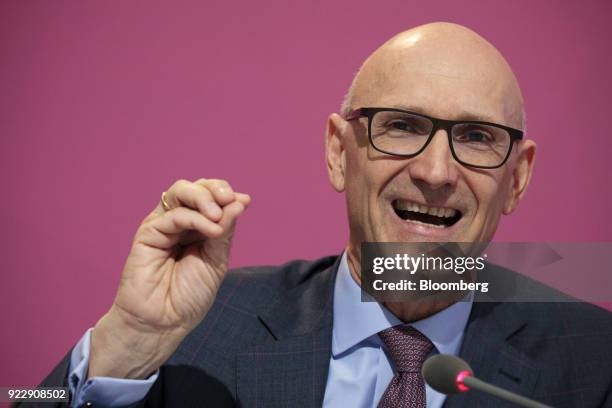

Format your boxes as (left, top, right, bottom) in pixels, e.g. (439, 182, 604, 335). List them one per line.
(88, 178, 250, 379)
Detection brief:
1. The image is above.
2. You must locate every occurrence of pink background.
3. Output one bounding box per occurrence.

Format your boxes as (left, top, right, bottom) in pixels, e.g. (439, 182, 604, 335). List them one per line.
(1, 0, 611, 389)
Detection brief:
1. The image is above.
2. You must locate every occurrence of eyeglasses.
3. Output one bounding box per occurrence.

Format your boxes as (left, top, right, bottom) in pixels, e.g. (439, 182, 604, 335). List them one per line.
(345, 107, 524, 169)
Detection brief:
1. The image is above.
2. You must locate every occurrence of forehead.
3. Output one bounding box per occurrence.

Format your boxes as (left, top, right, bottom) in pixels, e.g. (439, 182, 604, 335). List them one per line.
(352, 42, 523, 128)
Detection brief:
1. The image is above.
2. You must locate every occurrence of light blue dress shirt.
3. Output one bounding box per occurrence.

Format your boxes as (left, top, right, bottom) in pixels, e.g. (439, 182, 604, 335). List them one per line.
(322, 252, 473, 408)
(68, 252, 473, 407)
(68, 328, 158, 407)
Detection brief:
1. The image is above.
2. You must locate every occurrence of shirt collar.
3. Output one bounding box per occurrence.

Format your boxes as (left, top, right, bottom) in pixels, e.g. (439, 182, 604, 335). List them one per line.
(332, 251, 473, 357)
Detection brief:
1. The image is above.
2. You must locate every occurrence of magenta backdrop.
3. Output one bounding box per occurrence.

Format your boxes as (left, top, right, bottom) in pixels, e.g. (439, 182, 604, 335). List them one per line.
(1, 0, 611, 389)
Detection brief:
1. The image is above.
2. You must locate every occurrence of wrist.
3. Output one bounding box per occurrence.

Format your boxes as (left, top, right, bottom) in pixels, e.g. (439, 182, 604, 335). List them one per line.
(88, 308, 185, 380)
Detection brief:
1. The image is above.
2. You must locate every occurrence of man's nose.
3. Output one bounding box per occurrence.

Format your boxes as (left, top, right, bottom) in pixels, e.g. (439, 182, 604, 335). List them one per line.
(406, 129, 459, 190)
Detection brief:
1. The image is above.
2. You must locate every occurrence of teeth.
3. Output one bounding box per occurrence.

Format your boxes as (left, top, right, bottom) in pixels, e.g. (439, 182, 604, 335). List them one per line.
(394, 200, 458, 218)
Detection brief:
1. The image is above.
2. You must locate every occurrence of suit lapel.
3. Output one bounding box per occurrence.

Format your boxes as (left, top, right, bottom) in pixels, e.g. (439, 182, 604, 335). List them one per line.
(444, 300, 543, 407)
(236, 256, 340, 407)
(235, 258, 545, 407)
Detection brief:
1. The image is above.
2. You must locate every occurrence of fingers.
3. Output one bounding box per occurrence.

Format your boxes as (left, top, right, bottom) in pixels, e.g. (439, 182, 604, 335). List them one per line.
(140, 207, 224, 249)
(142, 178, 250, 247)
(156, 180, 219, 221)
(159, 179, 250, 214)
(194, 179, 236, 207)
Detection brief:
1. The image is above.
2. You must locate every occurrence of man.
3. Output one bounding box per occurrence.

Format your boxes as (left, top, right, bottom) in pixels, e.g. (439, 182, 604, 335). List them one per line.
(35, 22, 612, 407)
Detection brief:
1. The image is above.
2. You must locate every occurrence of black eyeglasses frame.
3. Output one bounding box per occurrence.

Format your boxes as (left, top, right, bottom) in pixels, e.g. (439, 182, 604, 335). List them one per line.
(345, 107, 524, 169)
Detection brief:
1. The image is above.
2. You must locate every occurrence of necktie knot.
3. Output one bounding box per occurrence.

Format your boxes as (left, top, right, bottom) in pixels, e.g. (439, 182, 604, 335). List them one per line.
(378, 326, 433, 373)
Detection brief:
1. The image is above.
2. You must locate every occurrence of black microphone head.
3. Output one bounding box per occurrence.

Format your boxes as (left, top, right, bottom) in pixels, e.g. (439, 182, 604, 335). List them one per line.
(422, 354, 473, 395)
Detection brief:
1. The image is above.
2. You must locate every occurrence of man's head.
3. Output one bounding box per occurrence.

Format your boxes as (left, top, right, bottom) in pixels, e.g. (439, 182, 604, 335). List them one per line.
(326, 22, 536, 261)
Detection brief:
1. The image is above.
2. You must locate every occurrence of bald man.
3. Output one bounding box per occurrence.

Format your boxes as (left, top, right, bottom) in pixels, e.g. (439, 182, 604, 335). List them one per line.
(35, 23, 612, 408)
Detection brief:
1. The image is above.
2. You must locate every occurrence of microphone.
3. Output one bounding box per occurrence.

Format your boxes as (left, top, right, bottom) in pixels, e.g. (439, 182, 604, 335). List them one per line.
(422, 354, 552, 408)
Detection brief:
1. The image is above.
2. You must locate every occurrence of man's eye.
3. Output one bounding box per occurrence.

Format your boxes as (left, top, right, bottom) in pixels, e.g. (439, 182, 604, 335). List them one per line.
(387, 120, 427, 133)
(389, 120, 413, 131)
(458, 130, 493, 143)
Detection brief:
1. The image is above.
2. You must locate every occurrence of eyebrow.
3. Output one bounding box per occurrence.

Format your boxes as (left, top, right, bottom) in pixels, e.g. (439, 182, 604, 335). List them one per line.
(389, 104, 502, 124)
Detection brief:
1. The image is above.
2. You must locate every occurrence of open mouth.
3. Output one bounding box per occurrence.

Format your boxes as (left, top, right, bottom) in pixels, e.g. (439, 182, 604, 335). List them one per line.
(392, 199, 462, 228)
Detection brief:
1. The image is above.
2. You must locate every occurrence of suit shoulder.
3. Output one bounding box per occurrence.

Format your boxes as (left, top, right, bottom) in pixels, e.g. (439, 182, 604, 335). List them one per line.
(479, 264, 612, 347)
(214, 255, 339, 312)
(500, 265, 612, 332)
(529, 300, 612, 334)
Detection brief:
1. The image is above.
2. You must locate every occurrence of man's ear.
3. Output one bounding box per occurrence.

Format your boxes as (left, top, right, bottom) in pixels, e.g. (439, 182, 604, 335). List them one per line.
(503, 139, 536, 214)
(325, 113, 347, 192)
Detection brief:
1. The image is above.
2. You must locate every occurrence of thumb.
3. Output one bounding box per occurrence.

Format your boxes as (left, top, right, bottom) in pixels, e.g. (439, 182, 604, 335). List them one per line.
(218, 200, 246, 238)
(234, 192, 251, 208)
(200, 199, 246, 264)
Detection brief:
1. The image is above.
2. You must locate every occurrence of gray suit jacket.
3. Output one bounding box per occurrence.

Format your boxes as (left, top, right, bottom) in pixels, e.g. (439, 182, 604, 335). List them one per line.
(32, 255, 612, 407)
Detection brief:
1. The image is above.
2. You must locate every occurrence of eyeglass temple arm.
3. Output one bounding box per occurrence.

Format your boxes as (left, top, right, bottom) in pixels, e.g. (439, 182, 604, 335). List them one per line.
(344, 108, 365, 121)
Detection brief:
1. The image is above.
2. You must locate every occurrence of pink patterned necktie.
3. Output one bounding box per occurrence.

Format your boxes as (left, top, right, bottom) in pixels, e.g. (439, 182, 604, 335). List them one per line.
(377, 326, 434, 408)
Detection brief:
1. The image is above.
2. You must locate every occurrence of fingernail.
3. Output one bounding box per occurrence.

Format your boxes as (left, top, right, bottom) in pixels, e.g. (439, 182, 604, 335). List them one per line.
(218, 186, 233, 195)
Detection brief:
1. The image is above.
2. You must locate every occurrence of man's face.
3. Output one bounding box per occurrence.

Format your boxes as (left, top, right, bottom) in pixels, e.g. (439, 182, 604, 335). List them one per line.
(326, 27, 535, 252)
